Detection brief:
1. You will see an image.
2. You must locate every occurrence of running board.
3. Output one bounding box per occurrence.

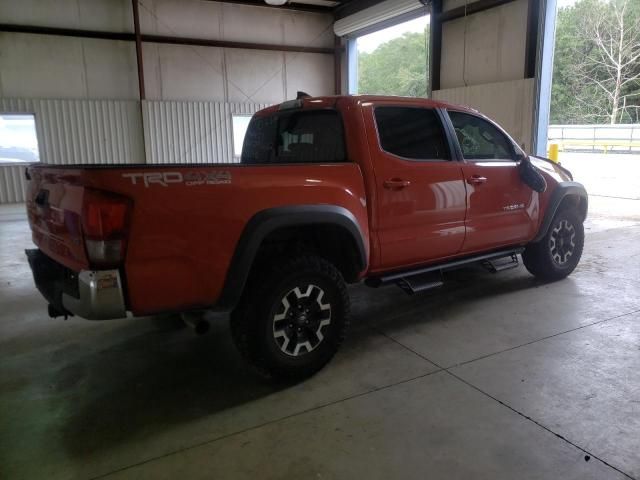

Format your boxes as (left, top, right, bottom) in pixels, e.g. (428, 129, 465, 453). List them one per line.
(482, 253, 520, 273)
(366, 248, 525, 289)
(397, 272, 444, 295)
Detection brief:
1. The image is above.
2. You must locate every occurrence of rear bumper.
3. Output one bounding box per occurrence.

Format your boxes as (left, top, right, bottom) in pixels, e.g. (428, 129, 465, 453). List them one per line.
(25, 249, 127, 320)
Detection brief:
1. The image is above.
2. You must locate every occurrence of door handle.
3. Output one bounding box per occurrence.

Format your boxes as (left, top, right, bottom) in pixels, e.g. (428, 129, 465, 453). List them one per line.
(467, 175, 487, 186)
(384, 178, 411, 189)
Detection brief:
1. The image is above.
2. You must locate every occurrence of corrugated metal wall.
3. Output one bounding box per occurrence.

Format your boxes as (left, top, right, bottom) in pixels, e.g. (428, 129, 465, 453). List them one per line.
(142, 100, 268, 164)
(1, 98, 144, 165)
(0, 98, 145, 203)
(0, 166, 28, 204)
(1, 98, 268, 203)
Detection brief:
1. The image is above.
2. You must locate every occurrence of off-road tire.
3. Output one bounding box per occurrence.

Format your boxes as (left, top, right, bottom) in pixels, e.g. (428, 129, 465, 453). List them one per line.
(230, 255, 350, 381)
(523, 208, 584, 281)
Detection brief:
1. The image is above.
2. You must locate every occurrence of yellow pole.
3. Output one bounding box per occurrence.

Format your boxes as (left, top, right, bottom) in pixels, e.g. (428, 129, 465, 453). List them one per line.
(548, 143, 559, 163)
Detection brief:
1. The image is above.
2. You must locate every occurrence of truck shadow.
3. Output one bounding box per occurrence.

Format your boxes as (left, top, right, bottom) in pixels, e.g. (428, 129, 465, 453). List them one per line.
(59, 266, 555, 462)
(58, 312, 383, 462)
(349, 265, 550, 330)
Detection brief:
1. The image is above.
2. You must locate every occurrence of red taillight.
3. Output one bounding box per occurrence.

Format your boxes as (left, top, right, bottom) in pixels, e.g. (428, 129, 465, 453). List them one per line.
(82, 189, 131, 268)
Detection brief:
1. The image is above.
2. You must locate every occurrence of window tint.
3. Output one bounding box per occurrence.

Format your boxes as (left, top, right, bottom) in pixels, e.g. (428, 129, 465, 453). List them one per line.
(374, 107, 449, 160)
(241, 110, 346, 164)
(448, 111, 515, 160)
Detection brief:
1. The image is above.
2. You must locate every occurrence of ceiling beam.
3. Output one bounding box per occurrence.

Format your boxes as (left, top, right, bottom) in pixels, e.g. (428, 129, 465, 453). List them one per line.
(0, 23, 132, 41)
(143, 33, 337, 54)
(334, 0, 385, 20)
(0, 23, 341, 54)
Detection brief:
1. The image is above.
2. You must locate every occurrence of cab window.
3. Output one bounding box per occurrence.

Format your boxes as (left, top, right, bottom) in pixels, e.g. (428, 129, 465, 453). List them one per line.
(448, 111, 516, 161)
(374, 107, 450, 161)
(241, 110, 346, 165)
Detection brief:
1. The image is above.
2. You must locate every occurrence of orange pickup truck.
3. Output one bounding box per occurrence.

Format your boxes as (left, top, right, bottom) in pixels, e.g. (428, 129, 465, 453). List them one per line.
(25, 95, 587, 379)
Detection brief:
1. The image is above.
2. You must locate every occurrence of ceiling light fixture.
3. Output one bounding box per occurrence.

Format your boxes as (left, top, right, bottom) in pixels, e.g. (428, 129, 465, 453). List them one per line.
(265, 0, 288, 5)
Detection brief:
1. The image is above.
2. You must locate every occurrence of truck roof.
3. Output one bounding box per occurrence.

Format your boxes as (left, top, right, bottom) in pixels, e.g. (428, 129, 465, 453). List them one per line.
(255, 95, 478, 117)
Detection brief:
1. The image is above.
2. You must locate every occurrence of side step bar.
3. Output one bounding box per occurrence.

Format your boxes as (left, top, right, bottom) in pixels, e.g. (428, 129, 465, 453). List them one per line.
(366, 248, 525, 294)
(396, 272, 444, 295)
(482, 253, 520, 273)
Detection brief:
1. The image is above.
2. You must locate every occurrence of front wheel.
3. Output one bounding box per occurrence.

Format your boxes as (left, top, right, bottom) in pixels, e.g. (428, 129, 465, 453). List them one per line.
(230, 255, 350, 381)
(523, 208, 584, 281)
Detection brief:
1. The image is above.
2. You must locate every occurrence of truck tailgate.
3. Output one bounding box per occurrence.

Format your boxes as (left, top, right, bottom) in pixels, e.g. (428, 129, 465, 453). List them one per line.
(26, 167, 89, 272)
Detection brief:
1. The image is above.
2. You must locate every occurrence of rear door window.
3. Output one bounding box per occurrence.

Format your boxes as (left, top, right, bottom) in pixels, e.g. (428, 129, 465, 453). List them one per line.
(241, 110, 346, 164)
(374, 107, 450, 161)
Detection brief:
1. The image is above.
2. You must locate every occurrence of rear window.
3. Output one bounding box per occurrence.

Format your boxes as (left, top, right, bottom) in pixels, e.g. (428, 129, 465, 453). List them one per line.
(374, 107, 449, 160)
(241, 110, 346, 165)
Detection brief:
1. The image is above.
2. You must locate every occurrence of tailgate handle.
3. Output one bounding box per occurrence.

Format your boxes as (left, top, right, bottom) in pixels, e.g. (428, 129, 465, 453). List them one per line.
(35, 190, 49, 207)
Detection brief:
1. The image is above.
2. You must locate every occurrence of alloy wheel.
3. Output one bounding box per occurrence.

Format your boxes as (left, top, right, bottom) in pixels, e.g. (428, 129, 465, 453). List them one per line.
(272, 284, 332, 357)
(549, 219, 576, 265)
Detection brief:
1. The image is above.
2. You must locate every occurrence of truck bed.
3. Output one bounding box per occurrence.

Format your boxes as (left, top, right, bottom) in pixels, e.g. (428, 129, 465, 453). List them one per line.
(26, 162, 369, 315)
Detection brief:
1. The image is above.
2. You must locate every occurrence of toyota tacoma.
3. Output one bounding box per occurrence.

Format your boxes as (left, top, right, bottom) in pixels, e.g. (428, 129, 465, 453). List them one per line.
(25, 95, 587, 380)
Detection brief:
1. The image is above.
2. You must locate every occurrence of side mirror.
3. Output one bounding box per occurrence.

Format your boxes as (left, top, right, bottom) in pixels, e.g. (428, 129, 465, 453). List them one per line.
(518, 156, 547, 193)
(514, 151, 527, 162)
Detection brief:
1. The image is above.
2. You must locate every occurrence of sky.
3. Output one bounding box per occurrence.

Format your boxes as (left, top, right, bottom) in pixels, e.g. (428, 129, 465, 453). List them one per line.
(357, 0, 578, 54)
(0, 115, 38, 150)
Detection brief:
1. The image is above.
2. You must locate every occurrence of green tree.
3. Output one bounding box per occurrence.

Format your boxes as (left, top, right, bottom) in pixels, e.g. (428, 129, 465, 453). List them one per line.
(551, 0, 640, 124)
(358, 28, 429, 97)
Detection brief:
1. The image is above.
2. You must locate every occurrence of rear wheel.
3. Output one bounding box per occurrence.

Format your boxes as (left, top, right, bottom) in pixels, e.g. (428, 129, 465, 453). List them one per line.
(523, 208, 584, 281)
(230, 255, 350, 381)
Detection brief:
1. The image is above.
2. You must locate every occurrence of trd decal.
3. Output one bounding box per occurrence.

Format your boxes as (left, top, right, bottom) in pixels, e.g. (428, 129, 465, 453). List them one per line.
(123, 171, 232, 187)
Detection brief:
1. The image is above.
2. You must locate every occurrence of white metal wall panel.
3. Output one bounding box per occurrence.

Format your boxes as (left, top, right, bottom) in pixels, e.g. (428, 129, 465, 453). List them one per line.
(142, 100, 268, 164)
(0, 97, 144, 203)
(0, 166, 27, 204)
(0, 98, 144, 165)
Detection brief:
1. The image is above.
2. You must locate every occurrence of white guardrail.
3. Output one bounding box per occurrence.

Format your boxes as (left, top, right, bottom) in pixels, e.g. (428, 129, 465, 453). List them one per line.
(548, 124, 640, 153)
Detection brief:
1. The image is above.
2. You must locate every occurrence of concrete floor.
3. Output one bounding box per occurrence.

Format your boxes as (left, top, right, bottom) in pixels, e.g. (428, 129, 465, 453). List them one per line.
(1, 185, 639, 479)
(559, 152, 640, 200)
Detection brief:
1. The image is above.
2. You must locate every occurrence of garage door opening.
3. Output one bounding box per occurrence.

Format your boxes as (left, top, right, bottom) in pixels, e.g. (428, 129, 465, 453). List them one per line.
(350, 15, 430, 97)
(548, 0, 640, 228)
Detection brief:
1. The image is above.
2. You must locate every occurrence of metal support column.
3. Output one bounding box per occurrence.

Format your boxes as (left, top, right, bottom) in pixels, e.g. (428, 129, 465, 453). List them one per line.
(132, 0, 145, 100)
(533, 0, 558, 157)
(429, 0, 442, 96)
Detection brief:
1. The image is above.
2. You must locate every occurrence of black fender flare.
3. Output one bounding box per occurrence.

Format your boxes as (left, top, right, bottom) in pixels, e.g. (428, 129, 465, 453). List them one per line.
(533, 182, 588, 243)
(216, 205, 367, 310)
